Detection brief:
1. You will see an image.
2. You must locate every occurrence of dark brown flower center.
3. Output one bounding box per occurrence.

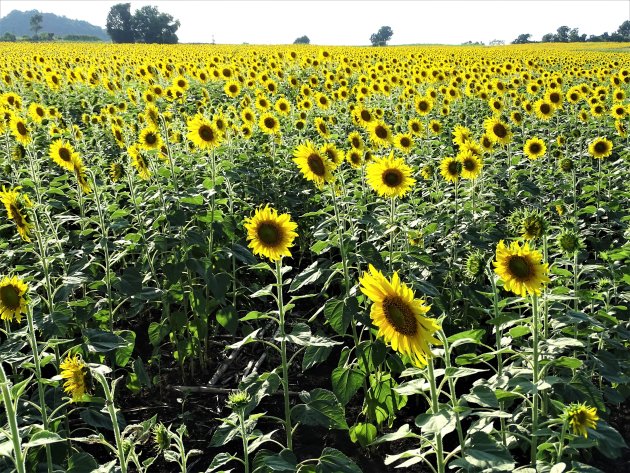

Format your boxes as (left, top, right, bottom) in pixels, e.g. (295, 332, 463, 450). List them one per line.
(264, 117, 276, 129)
(594, 141, 607, 153)
(257, 222, 280, 246)
(145, 133, 157, 145)
(493, 123, 507, 138)
(382, 296, 417, 335)
(375, 125, 388, 139)
(463, 158, 476, 171)
(540, 103, 551, 114)
(360, 110, 371, 121)
(383, 169, 403, 187)
(59, 147, 71, 162)
(507, 256, 532, 279)
(307, 153, 326, 176)
(199, 125, 214, 142)
(0, 284, 20, 310)
(399, 137, 411, 148)
(16, 122, 27, 136)
(529, 143, 541, 154)
(448, 160, 462, 175)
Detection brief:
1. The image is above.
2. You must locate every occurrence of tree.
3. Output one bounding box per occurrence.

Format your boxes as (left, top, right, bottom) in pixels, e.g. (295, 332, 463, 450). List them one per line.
(568, 28, 585, 42)
(617, 20, 630, 39)
(489, 39, 505, 46)
(132, 5, 180, 44)
(512, 33, 532, 44)
(370, 26, 393, 46)
(541, 33, 555, 43)
(30, 12, 43, 37)
(555, 25, 570, 42)
(294, 35, 310, 44)
(106, 3, 135, 43)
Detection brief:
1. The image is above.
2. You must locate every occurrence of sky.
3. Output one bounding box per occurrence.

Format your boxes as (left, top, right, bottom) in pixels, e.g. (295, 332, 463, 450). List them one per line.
(1, 0, 629, 45)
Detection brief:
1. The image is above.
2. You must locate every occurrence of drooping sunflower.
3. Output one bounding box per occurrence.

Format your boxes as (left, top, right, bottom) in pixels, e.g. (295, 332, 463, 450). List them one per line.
(452, 125, 472, 147)
(493, 240, 550, 297)
(109, 162, 124, 182)
(421, 163, 435, 181)
(367, 120, 392, 148)
(440, 156, 462, 183)
(565, 403, 599, 438)
(73, 159, 92, 194)
(523, 137, 547, 160)
(243, 205, 298, 262)
(49, 139, 79, 172)
(484, 117, 512, 146)
(359, 264, 441, 368)
(0, 186, 33, 242)
(258, 112, 280, 135)
(59, 354, 89, 402)
(457, 151, 482, 180)
(128, 145, 151, 180)
(0, 275, 28, 323)
(186, 114, 222, 151)
(293, 140, 335, 189)
(10, 115, 31, 145)
(366, 152, 415, 198)
(587, 137, 613, 159)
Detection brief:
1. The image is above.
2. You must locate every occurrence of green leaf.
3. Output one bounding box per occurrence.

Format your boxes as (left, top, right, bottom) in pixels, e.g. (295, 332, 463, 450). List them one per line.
(209, 414, 239, 447)
(148, 320, 169, 347)
(447, 329, 486, 348)
(281, 323, 340, 347)
(370, 424, 420, 446)
(291, 388, 348, 430)
(553, 356, 583, 369)
(180, 195, 204, 206)
(324, 299, 349, 336)
(315, 448, 362, 473)
(216, 305, 238, 335)
(444, 367, 488, 379)
(253, 449, 297, 472)
(67, 452, 99, 473)
(589, 421, 627, 459)
(227, 328, 261, 349)
(290, 261, 324, 292)
(23, 430, 64, 448)
(508, 326, 530, 338)
(349, 422, 377, 448)
(302, 343, 333, 372)
(452, 432, 515, 471)
(415, 408, 456, 436)
(331, 366, 365, 405)
(114, 330, 135, 367)
(83, 329, 127, 353)
(462, 385, 498, 408)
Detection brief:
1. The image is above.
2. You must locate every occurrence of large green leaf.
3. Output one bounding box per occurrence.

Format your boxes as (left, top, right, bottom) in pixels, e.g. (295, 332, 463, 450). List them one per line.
(315, 448, 362, 473)
(331, 366, 365, 405)
(291, 388, 348, 430)
(83, 329, 127, 353)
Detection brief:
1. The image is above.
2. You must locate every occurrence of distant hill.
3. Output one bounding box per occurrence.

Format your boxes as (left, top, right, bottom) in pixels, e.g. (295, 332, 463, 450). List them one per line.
(0, 9, 109, 40)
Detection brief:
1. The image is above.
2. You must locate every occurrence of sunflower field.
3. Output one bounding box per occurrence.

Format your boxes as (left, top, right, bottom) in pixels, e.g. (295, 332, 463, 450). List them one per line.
(0, 41, 629, 473)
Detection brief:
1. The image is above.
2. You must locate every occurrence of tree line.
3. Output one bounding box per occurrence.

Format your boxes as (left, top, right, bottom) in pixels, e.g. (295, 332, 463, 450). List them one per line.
(106, 3, 179, 44)
(513, 21, 630, 44)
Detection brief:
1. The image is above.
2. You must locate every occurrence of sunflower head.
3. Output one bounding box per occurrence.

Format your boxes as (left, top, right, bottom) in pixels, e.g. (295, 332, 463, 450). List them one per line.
(243, 205, 298, 262)
(588, 137, 613, 159)
(293, 141, 335, 189)
(524, 137, 547, 160)
(227, 390, 251, 411)
(366, 152, 415, 199)
(0, 275, 28, 323)
(421, 163, 435, 181)
(557, 230, 582, 254)
(0, 186, 33, 242)
(59, 354, 89, 402)
(153, 423, 171, 452)
(464, 250, 486, 281)
(457, 151, 482, 180)
(359, 264, 441, 368)
(440, 157, 462, 183)
(109, 162, 124, 182)
(493, 240, 550, 297)
(565, 403, 599, 438)
(509, 209, 548, 241)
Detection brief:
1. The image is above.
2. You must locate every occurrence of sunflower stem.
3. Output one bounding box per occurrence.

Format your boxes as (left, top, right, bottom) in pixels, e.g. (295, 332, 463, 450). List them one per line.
(556, 416, 569, 463)
(389, 197, 396, 273)
(95, 372, 127, 473)
(530, 293, 540, 467)
(427, 358, 446, 473)
(489, 270, 508, 447)
(440, 330, 465, 455)
(275, 259, 293, 450)
(0, 364, 26, 473)
(26, 305, 53, 473)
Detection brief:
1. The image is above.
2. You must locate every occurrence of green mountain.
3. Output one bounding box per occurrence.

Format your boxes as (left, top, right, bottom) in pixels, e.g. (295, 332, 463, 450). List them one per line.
(0, 9, 109, 40)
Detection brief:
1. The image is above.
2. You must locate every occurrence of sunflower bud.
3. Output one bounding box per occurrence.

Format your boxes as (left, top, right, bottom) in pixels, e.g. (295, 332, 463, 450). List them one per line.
(559, 157, 574, 173)
(557, 230, 582, 254)
(464, 250, 486, 280)
(227, 390, 251, 411)
(153, 423, 170, 452)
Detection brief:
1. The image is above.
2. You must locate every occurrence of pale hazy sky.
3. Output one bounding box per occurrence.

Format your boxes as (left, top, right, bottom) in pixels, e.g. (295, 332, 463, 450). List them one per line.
(1, 0, 628, 45)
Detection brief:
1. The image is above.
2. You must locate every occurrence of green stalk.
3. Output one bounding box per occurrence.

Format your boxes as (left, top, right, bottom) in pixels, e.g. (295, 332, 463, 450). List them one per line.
(427, 359, 445, 473)
(0, 364, 26, 473)
(238, 408, 250, 473)
(440, 331, 465, 454)
(530, 294, 540, 467)
(275, 259, 292, 450)
(489, 272, 507, 446)
(556, 417, 569, 463)
(26, 306, 53, 473)
(95, 373, 127, 473)
(389, 197, 396, 273)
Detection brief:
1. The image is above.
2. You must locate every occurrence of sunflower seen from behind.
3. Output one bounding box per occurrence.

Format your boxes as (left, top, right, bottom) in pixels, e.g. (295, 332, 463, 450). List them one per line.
(366, 151, 415, 198)
(0, 275, 28, 323)
(494, 240, 550, 297)
(244, 205, 298, 262)
(360, 264, 441, 368)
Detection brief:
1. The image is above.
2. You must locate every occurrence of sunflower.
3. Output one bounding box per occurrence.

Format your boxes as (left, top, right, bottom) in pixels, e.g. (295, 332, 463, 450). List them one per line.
(588, 137, 613, 159)
(0, 186, 33, 242)
(59, 354, 89, 402)
(0, 275, 28, 323)
(243, 205, 298, 262)
(187, 114, 222, 151)
(49, 139, 79, 172)
(352, 105, 374, 127)
(393, 133, 414, 154)
(258, 112, 280, 135)
(408, 118, 423, 136)
(110, 162, 124, 182)
(414, 96, 433, 116)
(129, 145, 151, 180)
(314, 117, 330, 139)
(241, 107, 256, 123)
(275, 97, 291, 116)
(534, 99, 554, 121)
(421, 163, 434, 180)
(293, 140, 335, 189)
(359, 264, 441, 368)
(493, 240, 550, 297)
(523, 137, 547, 160)
(428, 119, 442, 135)
(566, 403, 599, 438)
(348, 131, 364, 150)
(138, 127, 162, 151)
(452, 125, 472, 147)
(484, 117, 512, 146)
(10, 115, 31, 145)
(366, 151, 415, 198)
(346, 149, 364, 168)
(28, 102, 47, 124)
(320, 143, 344, 169)
(367, 120, 392, 148)
(73, 159, 92, 194)
(440, 157, 462, 183)
(224, 80, 241, 98)
(615, 120, 627, 138)
(458, 151, 482, 180)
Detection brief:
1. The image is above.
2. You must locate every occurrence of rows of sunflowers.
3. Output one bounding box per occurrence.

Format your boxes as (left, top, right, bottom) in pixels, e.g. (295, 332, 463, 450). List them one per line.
(0, 41, 629, 472)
